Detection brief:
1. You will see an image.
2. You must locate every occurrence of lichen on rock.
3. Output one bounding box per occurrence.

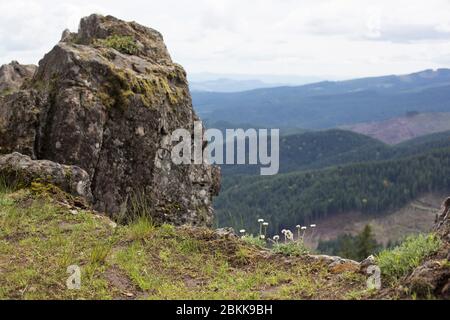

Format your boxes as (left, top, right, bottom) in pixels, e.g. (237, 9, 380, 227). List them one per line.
(0, 14, 220, 226)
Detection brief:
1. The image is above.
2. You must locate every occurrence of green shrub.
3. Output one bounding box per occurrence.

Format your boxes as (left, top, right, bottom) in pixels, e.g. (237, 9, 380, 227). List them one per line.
(178, 239, 201, 254)
(273, 242, 309, 257)
(126, 190, 153, 223)
(97, 35, 139, 55)
(0, 172, 24, 193)
(0, 175, 8, 195)
(376, 234, 442, 284)
(241, 235, 266, 248)
(159, 223, 176, 237)
(90, 243, 112, 266)
(0, 195, 14, 207)
(128, 216, 155, 240)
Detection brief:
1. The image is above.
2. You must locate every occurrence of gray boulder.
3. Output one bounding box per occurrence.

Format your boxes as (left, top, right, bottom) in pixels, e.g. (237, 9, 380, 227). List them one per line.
(215, 227, 237, 238)
(360, 255, 377, 273)
(0, 152, 92, 201)
(308, 254, 360, 273)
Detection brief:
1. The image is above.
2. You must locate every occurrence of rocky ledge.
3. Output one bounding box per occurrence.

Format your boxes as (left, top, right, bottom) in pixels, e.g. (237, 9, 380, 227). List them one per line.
(0, 152, 92, 202)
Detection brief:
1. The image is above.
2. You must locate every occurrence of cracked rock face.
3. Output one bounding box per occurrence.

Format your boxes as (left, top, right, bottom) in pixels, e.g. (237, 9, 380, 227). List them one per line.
(0, 14, 220, 226)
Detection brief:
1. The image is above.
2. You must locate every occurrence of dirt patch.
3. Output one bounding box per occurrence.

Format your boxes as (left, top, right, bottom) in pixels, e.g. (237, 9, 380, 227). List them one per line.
(330, 261, 360, 274)
(183, 275, 207, 288)
(105, 266, 140, 300)
(3, 231, 31, 243)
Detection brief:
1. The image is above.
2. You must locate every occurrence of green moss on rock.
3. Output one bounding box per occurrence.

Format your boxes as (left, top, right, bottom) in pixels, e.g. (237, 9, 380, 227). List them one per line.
(100, 66, 186, 110)
(0, 88, 13, 97)
(96, 35, 139, 55)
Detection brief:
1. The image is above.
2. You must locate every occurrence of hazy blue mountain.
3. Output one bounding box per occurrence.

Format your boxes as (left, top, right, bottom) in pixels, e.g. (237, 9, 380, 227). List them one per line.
(193, 69, 450, 129)
(189, 78, 284, 92)
(188, 73, 325, 87)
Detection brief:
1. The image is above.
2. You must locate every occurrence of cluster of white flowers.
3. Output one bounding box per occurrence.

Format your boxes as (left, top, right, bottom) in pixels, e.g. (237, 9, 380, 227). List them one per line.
(239, 218, 318, 246)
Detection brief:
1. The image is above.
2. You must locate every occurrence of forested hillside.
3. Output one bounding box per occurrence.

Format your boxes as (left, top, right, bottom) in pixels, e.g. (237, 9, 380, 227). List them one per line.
(215, 147, 450, 235)
(221, 129, 450, 176)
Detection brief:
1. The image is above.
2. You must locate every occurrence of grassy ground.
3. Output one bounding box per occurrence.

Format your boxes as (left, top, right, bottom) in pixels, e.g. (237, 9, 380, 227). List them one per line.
(0, 186, 371, 300)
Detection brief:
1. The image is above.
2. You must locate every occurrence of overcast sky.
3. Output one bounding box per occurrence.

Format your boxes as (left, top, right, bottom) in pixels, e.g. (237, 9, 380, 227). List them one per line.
(1, 0, 450, 81)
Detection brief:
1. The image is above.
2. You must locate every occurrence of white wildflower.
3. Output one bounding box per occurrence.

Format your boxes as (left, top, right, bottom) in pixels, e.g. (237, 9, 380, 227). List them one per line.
(285, 230, 294, 241)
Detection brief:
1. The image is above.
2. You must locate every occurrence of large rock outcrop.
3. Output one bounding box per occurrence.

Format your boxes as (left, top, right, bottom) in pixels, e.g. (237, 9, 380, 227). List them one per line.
(0, 14, 220, 226)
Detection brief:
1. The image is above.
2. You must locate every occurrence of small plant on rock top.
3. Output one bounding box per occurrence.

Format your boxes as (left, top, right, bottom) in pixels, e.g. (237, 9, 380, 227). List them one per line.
(97, 35, 139, 55)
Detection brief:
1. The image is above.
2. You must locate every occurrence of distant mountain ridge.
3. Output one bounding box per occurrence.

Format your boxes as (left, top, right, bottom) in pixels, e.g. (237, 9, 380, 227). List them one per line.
(189, 78, 284, 92)
(192, 68, 450, 129)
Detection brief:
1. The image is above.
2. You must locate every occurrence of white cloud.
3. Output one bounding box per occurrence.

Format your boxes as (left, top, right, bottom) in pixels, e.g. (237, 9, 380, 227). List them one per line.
(1, 0, 450, 79)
